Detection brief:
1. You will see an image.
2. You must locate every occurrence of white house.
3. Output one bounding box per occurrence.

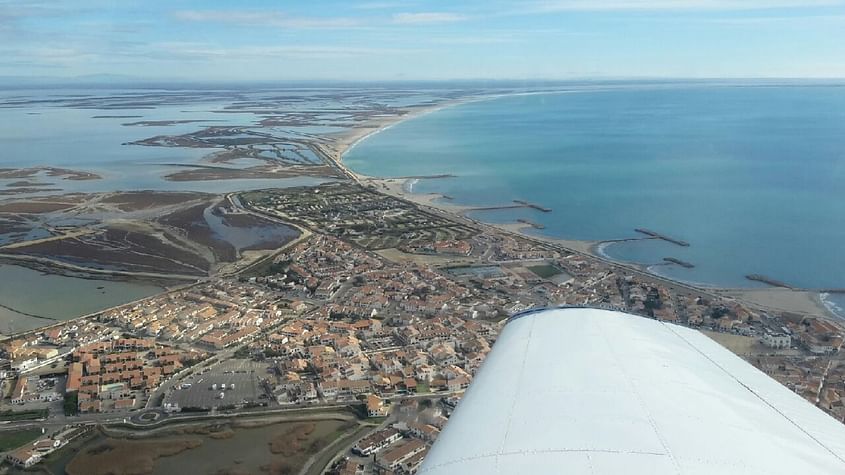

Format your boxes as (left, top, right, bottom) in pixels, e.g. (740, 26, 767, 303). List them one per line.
(6, 448, 41, 468)
(762, 332, 791, 349)
(352, 427, 402, 456)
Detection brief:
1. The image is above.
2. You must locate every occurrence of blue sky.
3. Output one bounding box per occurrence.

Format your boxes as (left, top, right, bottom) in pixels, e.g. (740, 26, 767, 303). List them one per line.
(2, 0, 845, 80)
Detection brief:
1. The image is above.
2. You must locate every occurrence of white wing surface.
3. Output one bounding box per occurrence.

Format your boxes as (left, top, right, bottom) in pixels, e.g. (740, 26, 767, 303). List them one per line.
(419, 307, 845, 474)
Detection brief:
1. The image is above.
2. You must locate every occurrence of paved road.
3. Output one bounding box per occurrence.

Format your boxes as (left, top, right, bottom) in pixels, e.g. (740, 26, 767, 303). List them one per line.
(0, 228, 96, 250)
(0, 252, 200, 281)
(0, 388, 460, 435)
(0, 402, 360, 435)
(220, 192, 312, 278)
(300, 424, 375, 475)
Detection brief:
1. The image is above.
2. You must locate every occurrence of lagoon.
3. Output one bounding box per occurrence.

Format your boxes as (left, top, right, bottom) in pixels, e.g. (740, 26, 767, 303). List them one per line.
(0, 263, 163, 335)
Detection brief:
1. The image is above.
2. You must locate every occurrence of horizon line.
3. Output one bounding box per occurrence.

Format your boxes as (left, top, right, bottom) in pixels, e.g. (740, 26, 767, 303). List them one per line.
(2, 76, 845, 87)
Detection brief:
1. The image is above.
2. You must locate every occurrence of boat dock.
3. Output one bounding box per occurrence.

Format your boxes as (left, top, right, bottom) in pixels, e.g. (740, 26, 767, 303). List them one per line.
(469, 205, 526, 212)
(513, 200, 552, 212)
(517, 219, 546, 229)
(663, 257, 694, 268)
(468, 200, 553, 213)
(746, 274, 793, 288)
(635, 228, 690, 247)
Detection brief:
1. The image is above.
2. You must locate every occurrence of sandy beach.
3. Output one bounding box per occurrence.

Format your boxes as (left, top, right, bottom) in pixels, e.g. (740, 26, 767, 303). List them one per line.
(322, 98, 473, 166)
(719, 288, 836, 319)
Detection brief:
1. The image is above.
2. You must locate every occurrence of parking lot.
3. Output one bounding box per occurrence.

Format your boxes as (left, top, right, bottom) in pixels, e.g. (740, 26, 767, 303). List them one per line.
(164, 359, 270, 409)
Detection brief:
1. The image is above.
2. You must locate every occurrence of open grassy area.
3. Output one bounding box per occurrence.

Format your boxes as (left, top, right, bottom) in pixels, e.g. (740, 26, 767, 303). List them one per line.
(64, 391, 79, 416)
(238, 253, 290, 278)
(64, 418, 358, 475)
(0, 409, 49, 421)
(0, 428, 42, 451)
(702, 330, 766, 356)
(416, 380, 431, 394)
(527, 263, 562, 279)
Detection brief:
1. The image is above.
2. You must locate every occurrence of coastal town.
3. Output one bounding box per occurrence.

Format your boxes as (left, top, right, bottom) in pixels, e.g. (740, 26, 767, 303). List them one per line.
(1, 177, 844, 473)
(5, 0, 845, 470)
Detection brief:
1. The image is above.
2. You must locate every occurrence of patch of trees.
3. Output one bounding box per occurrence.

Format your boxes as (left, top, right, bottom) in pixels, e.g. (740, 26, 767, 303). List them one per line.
(64, 391, 79, 416)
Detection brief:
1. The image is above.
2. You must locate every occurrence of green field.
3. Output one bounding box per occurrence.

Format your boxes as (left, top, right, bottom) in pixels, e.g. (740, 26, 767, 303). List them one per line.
(527, 263, 562, 279)
(64, 392, 79, 416)
(0, 428, 42, 451)
(0, 409, 49, 422)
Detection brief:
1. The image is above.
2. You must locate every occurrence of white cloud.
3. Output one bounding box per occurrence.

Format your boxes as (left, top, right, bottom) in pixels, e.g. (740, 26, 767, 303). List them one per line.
(173, 10, 359, 29)
(150, 42, 418, 60)
(701, 13, 845, 23)
(530, 0, 842, 10)
(0, 45, 100, 66)
(353, 1, 413, 9)
(427, 36, 516, 44)
(391, 12, 468, 24)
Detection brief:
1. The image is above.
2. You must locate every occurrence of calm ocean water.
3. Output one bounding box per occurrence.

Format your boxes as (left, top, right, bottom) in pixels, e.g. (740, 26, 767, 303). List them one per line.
(344, 86, 845, 297)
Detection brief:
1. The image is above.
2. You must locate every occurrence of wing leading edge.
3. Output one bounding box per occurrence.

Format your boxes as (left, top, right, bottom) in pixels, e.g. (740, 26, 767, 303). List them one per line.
(419, 307, 845, 474)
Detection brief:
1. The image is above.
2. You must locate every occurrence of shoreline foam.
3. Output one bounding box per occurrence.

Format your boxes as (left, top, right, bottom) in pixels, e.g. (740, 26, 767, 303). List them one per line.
(821, 292, 845, 320)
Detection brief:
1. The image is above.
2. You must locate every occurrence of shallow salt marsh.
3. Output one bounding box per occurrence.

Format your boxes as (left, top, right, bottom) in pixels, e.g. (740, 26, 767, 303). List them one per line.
(58, 419, 356, 475)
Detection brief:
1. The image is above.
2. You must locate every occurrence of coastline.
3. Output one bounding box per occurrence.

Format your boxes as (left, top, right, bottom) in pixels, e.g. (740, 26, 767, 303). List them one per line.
(720, 288, 841, 321)
(820, 292, 845, 320)
(322, 95, 483, 170)
(328, 93, 838, 321)
(333, 89, 582, 165)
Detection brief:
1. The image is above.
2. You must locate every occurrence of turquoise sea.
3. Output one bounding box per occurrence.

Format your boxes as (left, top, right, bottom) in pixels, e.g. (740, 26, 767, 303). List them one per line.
(344, 85, 845, 312)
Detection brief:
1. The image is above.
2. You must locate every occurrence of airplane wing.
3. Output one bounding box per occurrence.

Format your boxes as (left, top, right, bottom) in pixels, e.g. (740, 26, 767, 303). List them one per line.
(419, 307, 845, 474)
